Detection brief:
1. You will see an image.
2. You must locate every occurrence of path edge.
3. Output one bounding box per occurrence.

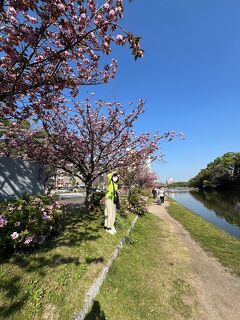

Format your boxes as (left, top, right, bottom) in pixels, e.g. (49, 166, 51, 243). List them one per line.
(73, 215, 139, 320)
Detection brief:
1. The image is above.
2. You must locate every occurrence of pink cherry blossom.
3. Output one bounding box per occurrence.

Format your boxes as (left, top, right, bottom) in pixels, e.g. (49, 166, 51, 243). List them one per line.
(57, 3, 65, 11)
(42, 212, 50, 220)
(0, 215, 8, 228)
(11, 232, 19, 240)
(116, 34, 124, 45)
(24, 236, 33, 245)
(109, 9, 115, 19)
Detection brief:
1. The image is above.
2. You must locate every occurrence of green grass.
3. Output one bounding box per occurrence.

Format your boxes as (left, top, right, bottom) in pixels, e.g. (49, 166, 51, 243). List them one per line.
(166, 199, 240, 276)
(146, 195, 154, 206)
(86, 212, 201, 320)
(0, 206, 135, 320)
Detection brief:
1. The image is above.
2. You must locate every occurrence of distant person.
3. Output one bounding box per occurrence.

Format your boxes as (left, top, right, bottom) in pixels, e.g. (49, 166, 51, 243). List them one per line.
(152, 187, 157, 199)
(159, 186, 165, 204)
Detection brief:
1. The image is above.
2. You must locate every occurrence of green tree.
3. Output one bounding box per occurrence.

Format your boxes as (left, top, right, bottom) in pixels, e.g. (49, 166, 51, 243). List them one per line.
(189, 152, 240, 190)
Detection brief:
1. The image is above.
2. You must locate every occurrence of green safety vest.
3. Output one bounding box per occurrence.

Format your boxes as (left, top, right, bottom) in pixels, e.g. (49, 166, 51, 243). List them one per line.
(105, 172, 118, 200)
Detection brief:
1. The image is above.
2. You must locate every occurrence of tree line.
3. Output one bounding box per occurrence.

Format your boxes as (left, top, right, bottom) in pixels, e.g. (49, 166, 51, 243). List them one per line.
(189, 152, 240, 190)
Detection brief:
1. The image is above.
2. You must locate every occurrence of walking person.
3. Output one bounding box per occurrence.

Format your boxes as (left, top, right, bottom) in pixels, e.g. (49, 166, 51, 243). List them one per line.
(152, 187, 157, 199)
(156, 187, 160, 204)
(159, 186, 165, 204)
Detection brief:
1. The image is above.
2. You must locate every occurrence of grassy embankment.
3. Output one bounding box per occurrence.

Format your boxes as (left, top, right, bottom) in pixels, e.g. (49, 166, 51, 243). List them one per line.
(0, 206, 135, 320)
(166, 198, 240, 276)
(86, 212, 201, 320)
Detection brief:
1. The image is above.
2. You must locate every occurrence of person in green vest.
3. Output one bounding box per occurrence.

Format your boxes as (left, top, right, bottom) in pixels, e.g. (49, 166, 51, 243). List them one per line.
(104, 172, 119, 235)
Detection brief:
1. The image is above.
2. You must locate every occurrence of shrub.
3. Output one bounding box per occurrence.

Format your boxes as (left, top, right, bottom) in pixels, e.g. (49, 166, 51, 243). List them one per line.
(91, 191, 105, 207)
(118, 197, 129, 217)
(128, 187, 147, 216)
(140, 188, 152, 198)
(0, 194, 63, 255)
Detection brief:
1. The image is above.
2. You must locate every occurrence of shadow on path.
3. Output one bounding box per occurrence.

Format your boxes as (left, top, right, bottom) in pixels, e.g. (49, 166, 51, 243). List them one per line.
(85, 301, 106, 320)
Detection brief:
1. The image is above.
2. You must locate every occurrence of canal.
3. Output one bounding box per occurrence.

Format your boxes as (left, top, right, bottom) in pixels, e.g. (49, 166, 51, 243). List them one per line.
(167, 190, 240, 239)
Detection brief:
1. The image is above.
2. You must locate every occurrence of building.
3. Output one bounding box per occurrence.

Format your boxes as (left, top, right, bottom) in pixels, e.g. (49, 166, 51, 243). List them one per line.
(47, 169, 84, 190)
(166, 177, 174, 185)
(145, 156, 152, 172)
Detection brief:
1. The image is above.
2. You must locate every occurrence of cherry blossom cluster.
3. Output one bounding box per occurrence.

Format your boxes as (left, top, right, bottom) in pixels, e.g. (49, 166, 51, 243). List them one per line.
(119, 164, 158, 190)
(0, 0, 144, 120)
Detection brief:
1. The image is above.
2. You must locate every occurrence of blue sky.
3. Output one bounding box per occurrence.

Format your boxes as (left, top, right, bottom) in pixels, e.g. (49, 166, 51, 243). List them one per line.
(84, 0, 240, 182)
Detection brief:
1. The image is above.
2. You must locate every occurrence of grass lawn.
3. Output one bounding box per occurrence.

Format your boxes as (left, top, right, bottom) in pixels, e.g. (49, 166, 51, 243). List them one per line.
(86, 212, 201, 320)
(166, 198, 240, 276)
(0, 206, 135, 320)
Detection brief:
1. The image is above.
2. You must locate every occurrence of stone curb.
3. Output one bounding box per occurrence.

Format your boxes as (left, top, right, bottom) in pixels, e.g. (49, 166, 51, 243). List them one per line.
(74, 215, 139, 320)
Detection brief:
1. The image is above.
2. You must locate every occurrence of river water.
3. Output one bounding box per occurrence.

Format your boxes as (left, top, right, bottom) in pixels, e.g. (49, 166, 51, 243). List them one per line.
(167, 190, 240, 239)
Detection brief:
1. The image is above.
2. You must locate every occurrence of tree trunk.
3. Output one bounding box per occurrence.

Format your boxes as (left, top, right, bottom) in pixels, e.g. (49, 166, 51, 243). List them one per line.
(126, 187, 130, 198)
(85, 180, 93, 213)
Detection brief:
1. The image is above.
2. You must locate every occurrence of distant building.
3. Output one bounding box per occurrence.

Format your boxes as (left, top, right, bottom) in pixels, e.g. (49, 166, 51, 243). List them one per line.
(46, 169, 105, 190)
(146, 156, 153, 172)
(167, 177, 174, 185)
(47, 169, 84, 189)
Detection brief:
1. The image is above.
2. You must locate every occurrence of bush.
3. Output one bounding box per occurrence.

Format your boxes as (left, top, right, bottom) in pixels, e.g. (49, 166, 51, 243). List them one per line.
(128, 187, 147, 216)
(140, 188, 152, 198)
(91, 191, 105, 207)
(0, 194, 63, 255)
(118, 197, 129, 217)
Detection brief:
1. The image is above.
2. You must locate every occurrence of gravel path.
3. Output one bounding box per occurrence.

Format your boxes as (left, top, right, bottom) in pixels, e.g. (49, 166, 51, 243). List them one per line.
(149, 202, 240, 320)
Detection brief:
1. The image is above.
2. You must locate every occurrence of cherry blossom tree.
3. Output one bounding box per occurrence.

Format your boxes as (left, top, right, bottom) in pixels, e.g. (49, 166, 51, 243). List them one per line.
(1, 97, 179, 211)
(135, 168, 158, 188)
(0, 0, 143, 120)
(119, 163, 158, 194)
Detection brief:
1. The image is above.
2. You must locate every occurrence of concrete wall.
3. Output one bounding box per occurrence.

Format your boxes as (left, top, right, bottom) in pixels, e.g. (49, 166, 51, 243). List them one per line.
(0, 158, 45, 200)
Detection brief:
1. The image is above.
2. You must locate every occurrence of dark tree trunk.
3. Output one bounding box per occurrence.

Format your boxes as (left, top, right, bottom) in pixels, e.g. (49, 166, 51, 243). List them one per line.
(85, 180, 93, 213)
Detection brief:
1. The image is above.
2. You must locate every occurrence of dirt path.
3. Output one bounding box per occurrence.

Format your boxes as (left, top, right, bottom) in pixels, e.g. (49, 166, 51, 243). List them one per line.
(149, 202, 240, 320)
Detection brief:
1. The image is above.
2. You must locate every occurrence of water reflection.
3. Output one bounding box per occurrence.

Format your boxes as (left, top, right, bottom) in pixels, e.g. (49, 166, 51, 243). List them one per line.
(167, 189, 240, 239)
(190, 190, 240, 227)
